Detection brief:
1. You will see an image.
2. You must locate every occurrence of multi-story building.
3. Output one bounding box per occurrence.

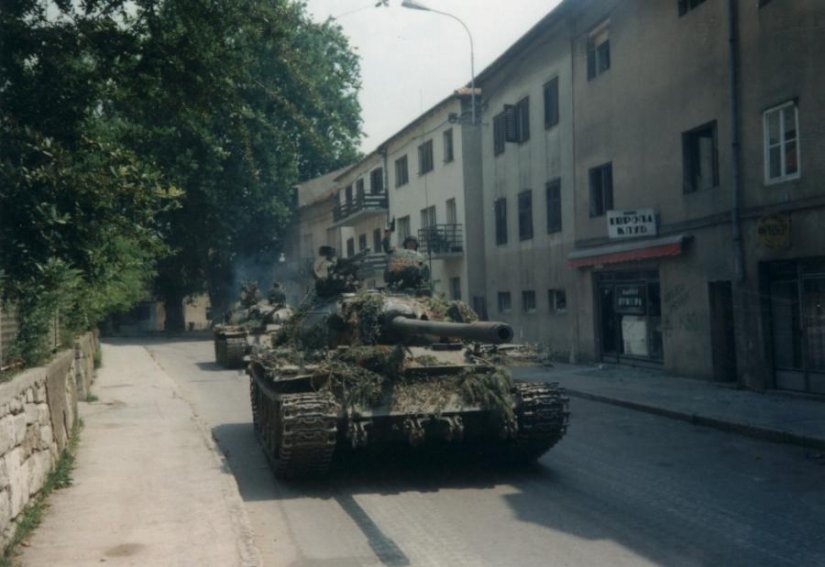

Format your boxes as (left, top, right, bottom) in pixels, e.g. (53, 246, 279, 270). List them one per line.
(291, 0, 825, 395)
(325, 91, 481, 301)
(382, 91, 482, 305)
(475, 6, 577, 351)
(564, 0, 825, 393)
(330, 154, 389, 289)
(284, 167, 349, 299)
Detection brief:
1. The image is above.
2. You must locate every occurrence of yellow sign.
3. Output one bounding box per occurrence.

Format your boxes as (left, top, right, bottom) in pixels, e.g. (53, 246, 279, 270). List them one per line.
(757, 214, 791, 249)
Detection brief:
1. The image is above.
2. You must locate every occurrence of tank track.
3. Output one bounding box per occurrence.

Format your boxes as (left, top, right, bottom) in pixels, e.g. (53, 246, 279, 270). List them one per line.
(500, 381, 570, 464)
(223, 336, 247, 369)
(250, 376, 339, 478)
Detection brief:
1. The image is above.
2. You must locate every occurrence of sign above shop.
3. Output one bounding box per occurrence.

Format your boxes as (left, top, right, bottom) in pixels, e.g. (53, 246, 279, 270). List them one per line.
(757, 214, 791, 249)
(607, 209, 657, 240)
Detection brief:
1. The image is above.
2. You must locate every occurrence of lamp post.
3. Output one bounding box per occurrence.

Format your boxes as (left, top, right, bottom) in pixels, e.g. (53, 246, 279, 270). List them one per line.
(401, 0, 476, 125)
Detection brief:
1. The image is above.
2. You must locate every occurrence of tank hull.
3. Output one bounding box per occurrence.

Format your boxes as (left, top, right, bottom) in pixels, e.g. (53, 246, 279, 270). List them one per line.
(248, 360, 569, 478)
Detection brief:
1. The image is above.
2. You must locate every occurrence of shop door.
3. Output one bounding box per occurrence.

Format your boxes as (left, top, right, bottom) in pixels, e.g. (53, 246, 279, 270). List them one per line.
(596, 271, 663, 363)
(769, 259, 825, 394)
(709, 281, 738, 382)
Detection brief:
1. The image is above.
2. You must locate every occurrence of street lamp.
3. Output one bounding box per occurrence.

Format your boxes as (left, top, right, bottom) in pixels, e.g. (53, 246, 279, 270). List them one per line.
(401, 0, 476, 125)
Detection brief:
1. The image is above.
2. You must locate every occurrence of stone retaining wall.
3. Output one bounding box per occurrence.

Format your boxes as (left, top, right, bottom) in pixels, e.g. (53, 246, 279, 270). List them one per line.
(0, 332, 97, 550)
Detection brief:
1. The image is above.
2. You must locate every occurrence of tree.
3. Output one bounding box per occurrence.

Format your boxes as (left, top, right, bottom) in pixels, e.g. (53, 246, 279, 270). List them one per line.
(1, 0, 177, 363)
(112, 0, 363, 329)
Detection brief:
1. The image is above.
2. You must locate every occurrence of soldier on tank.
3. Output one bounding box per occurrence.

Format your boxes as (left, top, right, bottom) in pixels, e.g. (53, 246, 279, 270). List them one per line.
(381, 226, 430, 293)
(268, 281, 287, 307)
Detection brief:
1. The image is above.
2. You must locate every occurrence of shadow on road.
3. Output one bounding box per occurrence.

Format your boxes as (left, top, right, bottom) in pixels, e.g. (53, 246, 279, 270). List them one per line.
(210, 422, 554, 501)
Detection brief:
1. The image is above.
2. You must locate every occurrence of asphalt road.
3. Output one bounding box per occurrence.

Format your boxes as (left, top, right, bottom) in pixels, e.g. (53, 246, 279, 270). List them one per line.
(146, 338, 825, 567)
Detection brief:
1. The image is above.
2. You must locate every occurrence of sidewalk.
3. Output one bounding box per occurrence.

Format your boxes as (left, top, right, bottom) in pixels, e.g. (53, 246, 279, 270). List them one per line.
(17, 342, 260, 566)
(512, 362, 825, 452)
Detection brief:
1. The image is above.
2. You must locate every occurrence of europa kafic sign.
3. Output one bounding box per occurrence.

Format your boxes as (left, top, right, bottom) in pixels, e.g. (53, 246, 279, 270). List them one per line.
(607, 209, 657, 239)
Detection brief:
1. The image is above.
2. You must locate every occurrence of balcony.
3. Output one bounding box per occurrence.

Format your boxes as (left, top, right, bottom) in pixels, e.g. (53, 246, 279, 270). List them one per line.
(332, 192, 388, 226)
(418, 224, 464, 258)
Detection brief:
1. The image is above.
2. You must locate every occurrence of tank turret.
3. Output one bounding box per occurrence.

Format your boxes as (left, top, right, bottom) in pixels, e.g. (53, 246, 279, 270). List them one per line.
(213, 281, 293, 368)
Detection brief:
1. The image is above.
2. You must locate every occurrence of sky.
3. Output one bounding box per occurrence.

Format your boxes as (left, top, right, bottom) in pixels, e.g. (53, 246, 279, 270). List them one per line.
(304, 0, 564, 153)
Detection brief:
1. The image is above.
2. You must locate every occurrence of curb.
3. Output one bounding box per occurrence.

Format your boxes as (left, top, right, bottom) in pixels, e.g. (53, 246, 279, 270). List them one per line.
(566, 389, 825, 452)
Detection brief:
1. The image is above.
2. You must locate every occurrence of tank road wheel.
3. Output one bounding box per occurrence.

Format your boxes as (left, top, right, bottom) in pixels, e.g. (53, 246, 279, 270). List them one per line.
(498, 381, 570, 465)
(224, 337, 247, 369)
(273, 392, 339, 479)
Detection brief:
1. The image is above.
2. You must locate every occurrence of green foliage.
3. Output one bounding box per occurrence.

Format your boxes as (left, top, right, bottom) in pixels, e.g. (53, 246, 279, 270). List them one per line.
(108, 0, 363, 325)
(1, 0, 362, 349)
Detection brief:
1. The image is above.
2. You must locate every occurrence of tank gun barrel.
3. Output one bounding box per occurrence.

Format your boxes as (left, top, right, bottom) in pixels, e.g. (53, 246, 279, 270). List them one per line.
(388, 316, 514, 344)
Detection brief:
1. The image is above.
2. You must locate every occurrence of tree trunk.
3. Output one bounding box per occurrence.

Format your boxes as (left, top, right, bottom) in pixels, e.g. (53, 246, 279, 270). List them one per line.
(163, 290, 186, 332)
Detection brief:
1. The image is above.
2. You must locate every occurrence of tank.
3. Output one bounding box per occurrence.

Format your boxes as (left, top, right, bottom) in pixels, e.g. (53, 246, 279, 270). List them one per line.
(213, 281, 293, 368)
(246, 248, 569, 478)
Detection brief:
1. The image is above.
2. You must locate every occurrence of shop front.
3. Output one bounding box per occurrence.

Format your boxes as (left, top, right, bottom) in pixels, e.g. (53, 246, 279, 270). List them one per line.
(766, 257, 825, 394)
(595, 270, 663, 363)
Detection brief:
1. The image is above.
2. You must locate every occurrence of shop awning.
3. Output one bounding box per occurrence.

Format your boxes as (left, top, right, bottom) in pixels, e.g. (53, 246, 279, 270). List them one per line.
(567, 234, 690, 268)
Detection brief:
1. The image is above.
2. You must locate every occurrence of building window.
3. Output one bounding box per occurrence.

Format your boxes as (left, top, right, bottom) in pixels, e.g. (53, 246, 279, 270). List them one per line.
(764, 101, 800, 183)
(514, 97, 530, 143)
(346, 237, 355, 257)
(518, 190, 533, 241)
(358, 234, 367, 252)
(370, 167, 384, 194)
(355, 178, 365, 199)
(450, 277, 461, 301)
(493, 112, 505, 156)
(522, 290, 536, 313)
(549, 289, 567, 313)
(420, 205, 436, 229)
(446, 198, 457, 225)
(682, 121, 718, 193)
(587, 21, 610, 80)
(372, 228, 382, 253)
(395, 155, 409, 187)
(589, 162, 613, 217)
(418, 140, 434, 175)
(544, 78, 559, 129)
(497, 291, 512, 313)
(494, 197, 508, 245)
(397, 216, 411, 241)
(546, 179, 562, 234)
(345, 184, 353, 206)
(443, 129, 454, 163)
(678, 0, 706, 16)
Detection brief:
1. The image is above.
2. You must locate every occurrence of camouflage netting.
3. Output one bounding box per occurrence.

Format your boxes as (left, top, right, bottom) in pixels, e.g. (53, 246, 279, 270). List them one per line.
(262, 289, 513, 417)
(256, 343, 516, 418)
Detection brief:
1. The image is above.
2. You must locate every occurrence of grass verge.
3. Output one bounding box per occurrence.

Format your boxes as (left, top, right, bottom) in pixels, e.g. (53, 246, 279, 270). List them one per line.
(1, 419, 83, 567)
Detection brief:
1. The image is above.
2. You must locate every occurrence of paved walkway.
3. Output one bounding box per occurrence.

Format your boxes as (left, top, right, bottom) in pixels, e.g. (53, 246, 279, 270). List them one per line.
(17, 342, 260, 567)
(512, 362, 825, 452)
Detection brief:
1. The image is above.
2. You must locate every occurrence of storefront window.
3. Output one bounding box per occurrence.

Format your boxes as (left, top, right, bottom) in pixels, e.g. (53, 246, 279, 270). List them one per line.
(768, 259, 825, 394)
(597, 271, 663, 362)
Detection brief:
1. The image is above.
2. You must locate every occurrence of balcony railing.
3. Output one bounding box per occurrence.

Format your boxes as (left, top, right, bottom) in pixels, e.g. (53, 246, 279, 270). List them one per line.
(418, 224, 464, 257)
(333, 192, 388, 224)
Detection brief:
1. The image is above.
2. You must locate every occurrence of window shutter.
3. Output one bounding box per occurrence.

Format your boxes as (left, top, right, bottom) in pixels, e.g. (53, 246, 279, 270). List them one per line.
(587, 46, 596, 79)
(604, 164, 614, 211)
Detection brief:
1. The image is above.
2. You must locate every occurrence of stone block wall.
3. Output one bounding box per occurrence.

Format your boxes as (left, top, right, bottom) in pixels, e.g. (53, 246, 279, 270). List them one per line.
(0, 331, 97, 550)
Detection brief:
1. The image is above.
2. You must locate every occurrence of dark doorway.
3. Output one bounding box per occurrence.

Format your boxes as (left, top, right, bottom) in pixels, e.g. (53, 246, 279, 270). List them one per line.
(596, 271, 663, 363)
(709, 281, 737, 382)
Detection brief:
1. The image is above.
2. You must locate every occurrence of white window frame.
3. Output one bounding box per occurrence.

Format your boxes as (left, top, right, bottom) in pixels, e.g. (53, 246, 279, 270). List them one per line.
(764, 101, 800, 185)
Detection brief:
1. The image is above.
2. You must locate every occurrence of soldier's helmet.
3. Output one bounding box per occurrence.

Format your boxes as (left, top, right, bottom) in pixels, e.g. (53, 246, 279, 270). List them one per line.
(402, 235, 419, 251)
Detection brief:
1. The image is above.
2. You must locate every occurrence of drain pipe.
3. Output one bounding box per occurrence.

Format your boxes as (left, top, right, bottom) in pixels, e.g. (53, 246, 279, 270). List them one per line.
(728, 0, 745, 282)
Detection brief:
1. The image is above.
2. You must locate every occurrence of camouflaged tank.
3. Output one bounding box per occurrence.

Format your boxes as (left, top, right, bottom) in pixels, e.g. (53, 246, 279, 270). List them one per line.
(213, 281, 293, 368)
(247, 248, 569, 478)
